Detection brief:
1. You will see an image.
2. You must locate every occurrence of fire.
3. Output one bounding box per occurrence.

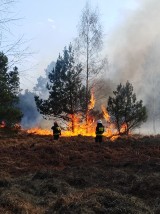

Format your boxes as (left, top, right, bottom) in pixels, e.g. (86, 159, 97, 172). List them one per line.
(88, 92, 95, 110)
(63, 114, 95, 137)
(101, 105, 110, 123)
(101, 106, 118, 140)
(26, 92, 96, 137)
(63, 92, 96, 136)
(27, 127, 52, 135)
(0, 121, 5, 128)
(26, 93, 129, 140)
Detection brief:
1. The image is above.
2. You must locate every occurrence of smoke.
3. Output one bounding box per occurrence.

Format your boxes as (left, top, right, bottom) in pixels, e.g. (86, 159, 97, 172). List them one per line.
(105, 0, 160, 134)
(34, 61, 55, 98)
(19, 0, 160, 134)
(19, 90, 42, 128)
(19, 61, 55, 129)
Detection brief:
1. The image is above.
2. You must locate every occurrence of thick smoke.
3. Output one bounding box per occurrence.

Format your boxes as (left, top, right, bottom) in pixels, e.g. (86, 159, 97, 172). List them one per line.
(105, 0, 160, 134)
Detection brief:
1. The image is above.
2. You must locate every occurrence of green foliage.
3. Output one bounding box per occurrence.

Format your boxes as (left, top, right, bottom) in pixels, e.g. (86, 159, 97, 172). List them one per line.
(0, 52, 22, 128)
(107, 81, 147, 135)
(35, 44, 87, 121)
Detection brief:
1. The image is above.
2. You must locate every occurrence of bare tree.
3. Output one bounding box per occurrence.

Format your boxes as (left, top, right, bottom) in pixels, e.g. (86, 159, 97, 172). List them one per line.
(75, 2, 106, 128)
(0, 0, 31, 68)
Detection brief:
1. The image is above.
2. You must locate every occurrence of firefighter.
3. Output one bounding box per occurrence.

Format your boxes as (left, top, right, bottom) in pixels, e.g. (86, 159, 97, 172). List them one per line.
(95, 120, 104, 143)
(51, 122, 61, 140)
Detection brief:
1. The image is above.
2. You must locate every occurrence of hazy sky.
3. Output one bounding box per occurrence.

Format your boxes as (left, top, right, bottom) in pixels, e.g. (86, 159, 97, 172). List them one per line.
(6, 0, 140, 90)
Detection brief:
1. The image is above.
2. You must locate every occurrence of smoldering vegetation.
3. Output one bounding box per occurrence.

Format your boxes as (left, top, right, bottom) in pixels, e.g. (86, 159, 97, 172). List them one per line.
(0, 133, 159, 213)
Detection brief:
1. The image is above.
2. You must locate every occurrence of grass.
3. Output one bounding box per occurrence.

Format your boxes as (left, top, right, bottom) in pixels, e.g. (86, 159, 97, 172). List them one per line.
(0, 133, 159, 213)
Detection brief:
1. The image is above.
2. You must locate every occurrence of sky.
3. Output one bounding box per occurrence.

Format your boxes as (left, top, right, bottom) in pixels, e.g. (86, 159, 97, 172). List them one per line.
(4, 0, 140, 90)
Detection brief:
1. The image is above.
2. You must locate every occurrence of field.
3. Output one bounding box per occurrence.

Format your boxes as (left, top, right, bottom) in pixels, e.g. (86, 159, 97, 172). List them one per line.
(0, 133, 159, 213)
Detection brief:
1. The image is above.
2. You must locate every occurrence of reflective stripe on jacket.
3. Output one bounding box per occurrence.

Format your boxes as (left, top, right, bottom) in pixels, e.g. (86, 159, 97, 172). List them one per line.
(96, 126, 104, 135)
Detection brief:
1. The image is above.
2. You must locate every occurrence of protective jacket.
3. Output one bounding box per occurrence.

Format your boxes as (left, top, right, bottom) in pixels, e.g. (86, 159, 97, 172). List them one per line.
(96, 124, 104, 135)
(51, 125, 61, 135)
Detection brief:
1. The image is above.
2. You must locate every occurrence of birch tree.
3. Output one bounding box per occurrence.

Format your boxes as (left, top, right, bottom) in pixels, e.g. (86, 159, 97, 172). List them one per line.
(75, 2, 106, 127)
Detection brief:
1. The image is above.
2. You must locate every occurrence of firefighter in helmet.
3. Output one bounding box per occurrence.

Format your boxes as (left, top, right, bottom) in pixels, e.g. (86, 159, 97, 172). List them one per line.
(95, 120, 104, 143)
(51, 122, 61, 140)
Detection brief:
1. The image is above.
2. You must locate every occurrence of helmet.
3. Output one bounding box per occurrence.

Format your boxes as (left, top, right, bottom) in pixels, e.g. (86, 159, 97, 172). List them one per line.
(97, 120, 102, 124)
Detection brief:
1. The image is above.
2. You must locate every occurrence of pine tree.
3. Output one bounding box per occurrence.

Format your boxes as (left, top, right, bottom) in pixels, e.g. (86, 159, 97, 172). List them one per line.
(35, 44, 86, 132)
(0, 52, 22, 128)
(107, 81, 147, 135)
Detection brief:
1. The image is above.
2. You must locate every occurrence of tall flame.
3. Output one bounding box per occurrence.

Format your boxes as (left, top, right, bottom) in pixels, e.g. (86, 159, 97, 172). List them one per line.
(88, 92, 95, 110)
(27, 92, 96, 137)
(63, 91, 96, 136)
(101, 105, 110, 123)
(26, 92, 130, 140)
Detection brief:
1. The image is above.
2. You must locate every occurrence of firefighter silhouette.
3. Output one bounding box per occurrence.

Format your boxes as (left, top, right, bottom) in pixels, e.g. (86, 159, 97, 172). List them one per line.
(95, 120, 104, 143)
(51, 122, 61, 140)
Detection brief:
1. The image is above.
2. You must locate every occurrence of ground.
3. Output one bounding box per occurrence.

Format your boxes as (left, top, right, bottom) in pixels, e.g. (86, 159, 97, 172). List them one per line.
(0, 132, 159, 213)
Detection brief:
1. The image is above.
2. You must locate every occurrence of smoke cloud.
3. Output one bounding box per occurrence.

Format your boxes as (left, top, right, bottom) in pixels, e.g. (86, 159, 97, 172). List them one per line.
(105, 0, 160, 134)
(19, 62, 55, 129)
(19, 0, 160, 134)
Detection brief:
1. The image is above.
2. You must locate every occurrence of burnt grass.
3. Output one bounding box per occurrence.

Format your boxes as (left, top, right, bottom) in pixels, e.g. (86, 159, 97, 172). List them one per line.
(0, 133, 159, 213)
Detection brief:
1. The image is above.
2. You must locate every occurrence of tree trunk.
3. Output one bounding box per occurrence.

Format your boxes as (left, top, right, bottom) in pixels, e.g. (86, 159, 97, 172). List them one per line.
(85, 34, 89, 134)
(71, 114, 75, 133)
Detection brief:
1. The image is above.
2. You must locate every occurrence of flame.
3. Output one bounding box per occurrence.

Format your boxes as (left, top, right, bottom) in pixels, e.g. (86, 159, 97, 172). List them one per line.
(120, 123, 127, 133)
(27, 127, 52, 135)
(101, 105, 128, 140)
(0, 121, 5, 128)
(63, 113, 95, 137)
(101, 105, 110, 123)
(26, 93, 130, 140)
(27, 92, 96, 137)
(88, 92, 95, 110)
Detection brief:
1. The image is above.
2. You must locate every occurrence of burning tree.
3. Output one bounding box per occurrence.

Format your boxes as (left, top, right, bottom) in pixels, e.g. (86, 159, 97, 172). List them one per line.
(35, 44, 88, 133)
(0, 52, 22, 128)
(107, 81, 147, 135)
(75, 2, 106, 127)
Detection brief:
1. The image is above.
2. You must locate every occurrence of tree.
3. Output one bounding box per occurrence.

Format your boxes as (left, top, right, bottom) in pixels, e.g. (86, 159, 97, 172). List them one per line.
(35, 44, 86, 132)
(0, 0, 28, 66)
(75, 2, 105, 126)
(0, 52, 22, 128)
(107, 81, 147, 135)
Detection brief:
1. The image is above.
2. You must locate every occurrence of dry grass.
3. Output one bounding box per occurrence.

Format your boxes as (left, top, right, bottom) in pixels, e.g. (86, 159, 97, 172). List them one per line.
(0, 133, 159, 213)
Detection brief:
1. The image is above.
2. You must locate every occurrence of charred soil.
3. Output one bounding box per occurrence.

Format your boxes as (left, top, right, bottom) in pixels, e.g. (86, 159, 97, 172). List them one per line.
(0, 133, 159, 213)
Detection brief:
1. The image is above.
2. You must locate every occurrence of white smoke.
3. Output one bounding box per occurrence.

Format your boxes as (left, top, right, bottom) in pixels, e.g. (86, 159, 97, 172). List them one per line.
(106, 0, 160, 134)
(19, 62, 55, 129)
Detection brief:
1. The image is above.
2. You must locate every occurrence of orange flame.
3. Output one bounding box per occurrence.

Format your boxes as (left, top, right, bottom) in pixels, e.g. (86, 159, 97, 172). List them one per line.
(27, 127, 52, 135)
(0, 121, 5, 128)
(26, 93, 130, 140)
(27, 92, 96, 137)
(101, 105, 110, 123)
(88, 92, 95, 110)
